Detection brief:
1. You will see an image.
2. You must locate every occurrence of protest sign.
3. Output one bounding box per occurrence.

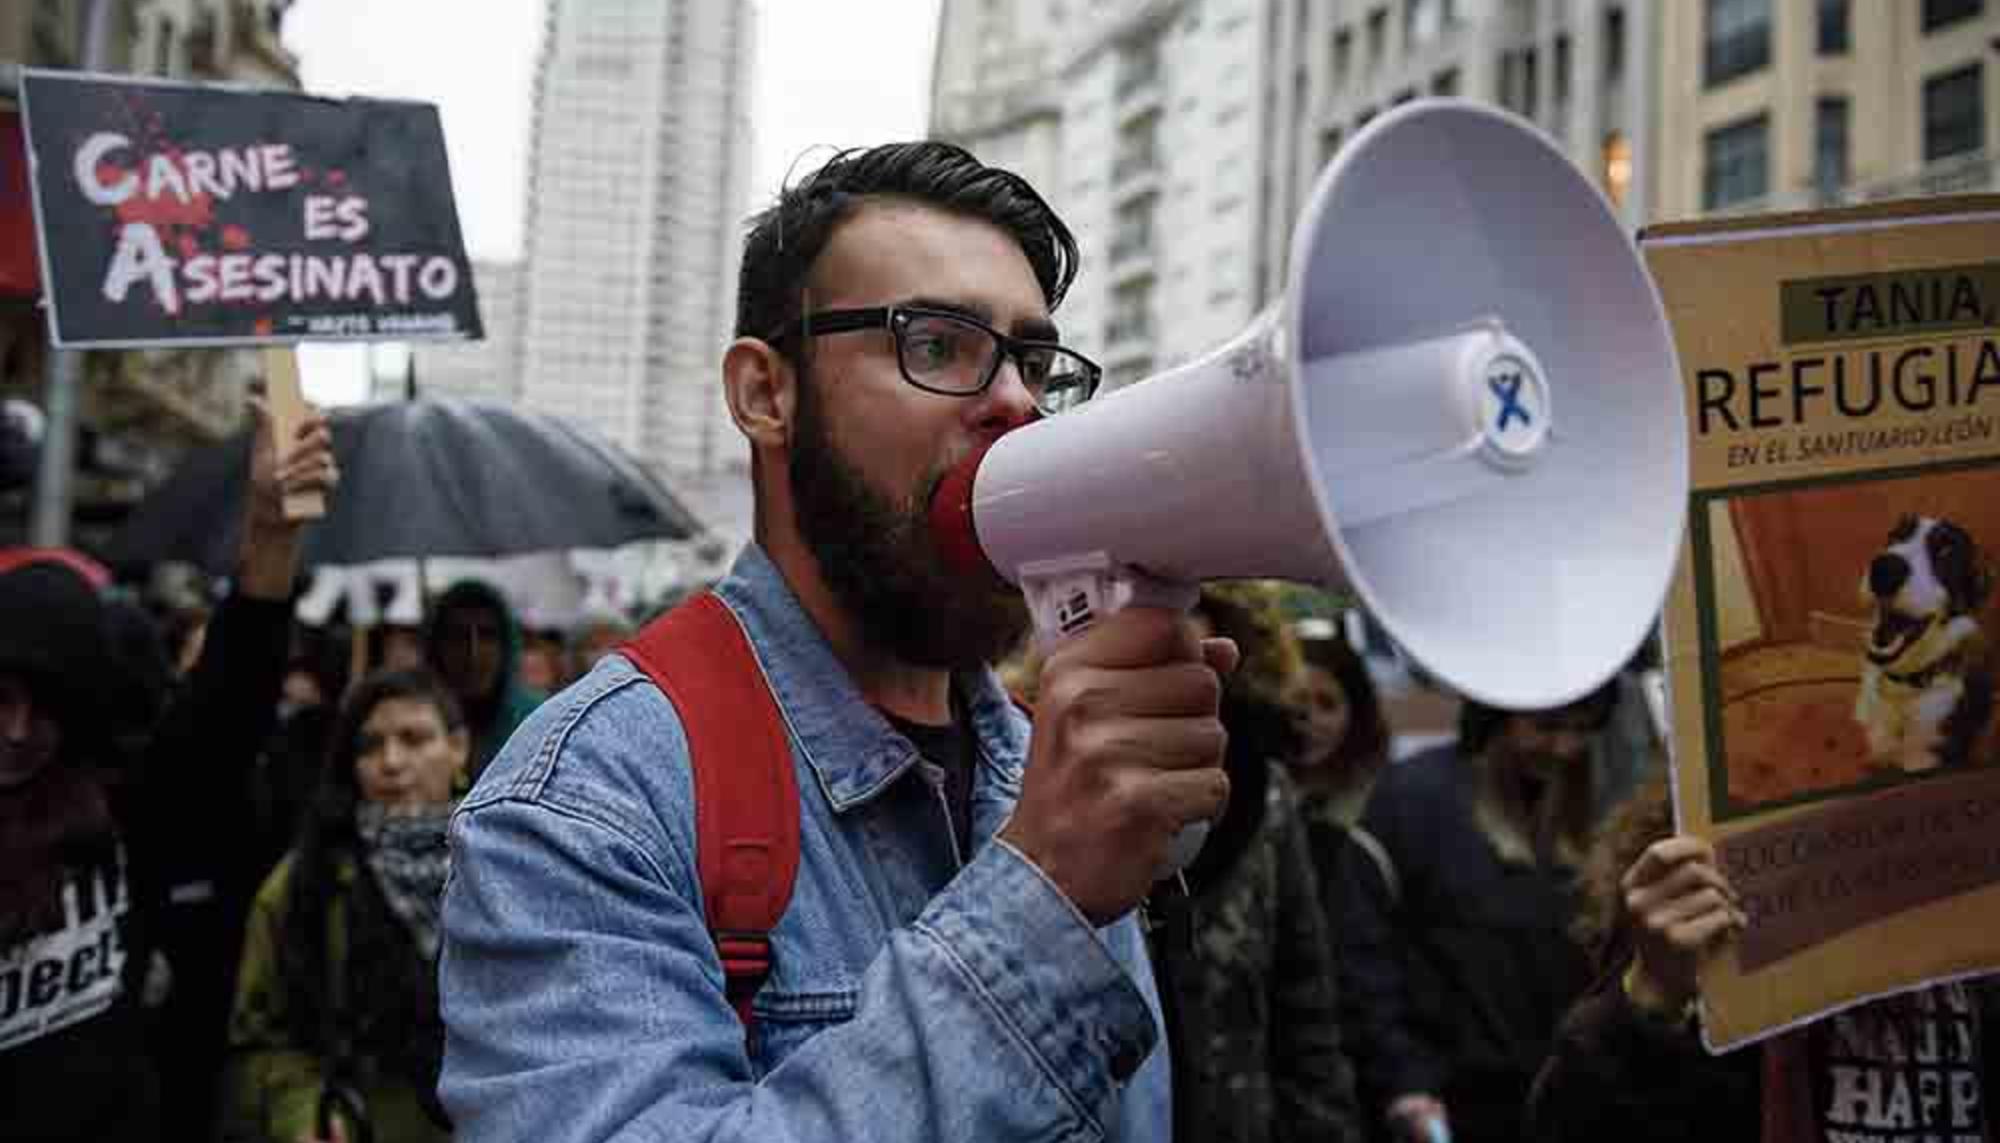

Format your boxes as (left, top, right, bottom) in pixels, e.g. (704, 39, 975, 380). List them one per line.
(20, 69, 481, 348)
(1644, 195, 2000, 1051)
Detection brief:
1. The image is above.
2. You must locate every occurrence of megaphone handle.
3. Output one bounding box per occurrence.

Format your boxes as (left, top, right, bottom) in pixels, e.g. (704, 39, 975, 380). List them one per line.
(1017, 553, 1209, 879)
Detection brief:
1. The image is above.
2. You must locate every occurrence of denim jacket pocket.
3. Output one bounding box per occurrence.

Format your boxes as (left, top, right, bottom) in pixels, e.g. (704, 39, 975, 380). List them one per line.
(748, 987, 860, 1075)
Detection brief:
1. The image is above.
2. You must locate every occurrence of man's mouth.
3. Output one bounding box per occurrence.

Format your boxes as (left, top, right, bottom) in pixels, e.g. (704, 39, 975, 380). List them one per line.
(1869, 610, 1933, 663)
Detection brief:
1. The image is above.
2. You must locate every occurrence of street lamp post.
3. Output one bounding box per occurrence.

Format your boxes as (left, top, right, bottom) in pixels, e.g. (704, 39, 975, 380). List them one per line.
(26, 0, 115, 547)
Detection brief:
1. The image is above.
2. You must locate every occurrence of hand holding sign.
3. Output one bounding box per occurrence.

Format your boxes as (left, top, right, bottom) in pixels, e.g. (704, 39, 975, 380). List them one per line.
(257, 347, 325, 520)
(236, 381, 336, 599)
(1621, 835, 1748, 1018)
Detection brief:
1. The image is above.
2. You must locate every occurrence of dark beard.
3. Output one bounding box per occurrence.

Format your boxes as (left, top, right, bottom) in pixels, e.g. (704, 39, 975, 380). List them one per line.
(789, 375, 1029, 670)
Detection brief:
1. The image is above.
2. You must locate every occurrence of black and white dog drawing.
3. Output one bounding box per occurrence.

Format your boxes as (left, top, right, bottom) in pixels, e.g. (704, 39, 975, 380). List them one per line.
(1854, 515, 1994, 773)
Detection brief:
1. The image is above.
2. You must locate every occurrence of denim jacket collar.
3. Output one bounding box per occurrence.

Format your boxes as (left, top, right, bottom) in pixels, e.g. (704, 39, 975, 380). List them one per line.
(712, 543, 1030, 815)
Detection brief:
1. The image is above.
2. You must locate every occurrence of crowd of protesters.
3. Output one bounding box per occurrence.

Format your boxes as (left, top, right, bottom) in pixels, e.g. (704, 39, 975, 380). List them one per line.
(3, 412, 1992, 1143)
(5, 135, 1995, 1143)
(5, 460, 1994, 1143)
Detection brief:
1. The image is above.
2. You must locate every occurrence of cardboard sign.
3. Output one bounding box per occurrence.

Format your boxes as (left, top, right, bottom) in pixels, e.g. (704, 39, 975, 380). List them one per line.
(19, 70, 482, 348)
(1644, 195, 2000, 1050)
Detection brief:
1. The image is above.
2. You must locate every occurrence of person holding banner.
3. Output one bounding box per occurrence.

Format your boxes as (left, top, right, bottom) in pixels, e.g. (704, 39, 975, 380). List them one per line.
(437, 142, 1231, 1142)
(1526, 777, 2000, 1142)
(0, 403, 337, 1143)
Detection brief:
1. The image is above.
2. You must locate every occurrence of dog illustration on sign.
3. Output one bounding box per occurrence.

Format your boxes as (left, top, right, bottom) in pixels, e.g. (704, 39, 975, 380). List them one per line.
(1854, 514, 1995, 773)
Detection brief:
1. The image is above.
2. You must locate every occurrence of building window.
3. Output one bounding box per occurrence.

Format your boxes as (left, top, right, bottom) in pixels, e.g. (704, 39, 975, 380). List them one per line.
(1704, 114, 1769, 210)
(1405, 0, 1439, 50)
(1113, 113, 1161, 182)
(1522, 46, 1539, 120)
(1922, 0, 1984, 33)
(1604, 6, 1626, 83)
(1815, 97, 1849, 200)
(1107, 281, 1153, 346)
(1432, 67, 1460, 95)
(1116, 37, 1161, 98)
(1554, 34, 1571, 105)
(1603, 131, 1632, 207)
(1110, 200, 1156, 265)
(1704, 0, 1771, 88)
(1924, 63, 1985, 162)
(1817, 0, 1849, 54)
(1332, 27, 1353, 86)
(1367, 7, 1388, 69)
(1321, 126, 1345, 165)
(153, 16, 176, 75)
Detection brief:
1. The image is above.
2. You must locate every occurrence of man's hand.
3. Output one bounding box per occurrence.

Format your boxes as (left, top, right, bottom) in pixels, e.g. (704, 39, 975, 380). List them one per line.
(1000, 608, 1236, 926)
(239, 398, 338, 600)
(1620, 836, 1747, 1015)
(1386, 1093, 1449, 1143)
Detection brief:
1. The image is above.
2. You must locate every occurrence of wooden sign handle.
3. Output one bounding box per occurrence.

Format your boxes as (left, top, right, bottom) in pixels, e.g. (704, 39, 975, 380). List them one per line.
(261, 345, 326, 521)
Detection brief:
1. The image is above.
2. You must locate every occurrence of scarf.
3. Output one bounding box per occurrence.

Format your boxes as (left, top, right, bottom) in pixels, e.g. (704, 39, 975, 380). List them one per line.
(354, 800, 456, 960)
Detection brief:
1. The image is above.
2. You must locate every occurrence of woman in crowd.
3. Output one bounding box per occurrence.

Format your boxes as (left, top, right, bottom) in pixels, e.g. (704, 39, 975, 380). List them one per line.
(223, 669, 463, 1143)
(1336, 687, 1616, 1143)
(1285, 629, 1396, 940)
(1157, 584, 1362, 1143)
(1288, 629, 1393, 827)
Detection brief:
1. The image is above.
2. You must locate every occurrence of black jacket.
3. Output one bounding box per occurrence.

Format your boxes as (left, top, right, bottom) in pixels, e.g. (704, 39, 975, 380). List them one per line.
(1334, 745, 1593, 1143)
(1, 584, 291, 1143)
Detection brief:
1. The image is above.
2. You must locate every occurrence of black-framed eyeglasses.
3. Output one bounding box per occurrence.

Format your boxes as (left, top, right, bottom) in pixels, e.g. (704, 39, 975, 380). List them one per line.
(789, 305, 1102, 417)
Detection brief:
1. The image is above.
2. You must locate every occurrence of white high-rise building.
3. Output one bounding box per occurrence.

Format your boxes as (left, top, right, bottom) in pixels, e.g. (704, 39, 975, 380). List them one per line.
(517, 0, 754, 513)
(931, 0, 1656, 384)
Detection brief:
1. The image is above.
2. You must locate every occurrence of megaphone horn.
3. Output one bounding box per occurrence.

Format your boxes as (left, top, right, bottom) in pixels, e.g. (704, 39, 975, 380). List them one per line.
(932, 96, 1687, 719)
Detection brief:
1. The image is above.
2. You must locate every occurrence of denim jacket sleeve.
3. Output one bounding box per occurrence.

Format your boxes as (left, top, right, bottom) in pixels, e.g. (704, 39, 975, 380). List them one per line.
(436, 668, 1162, 1143)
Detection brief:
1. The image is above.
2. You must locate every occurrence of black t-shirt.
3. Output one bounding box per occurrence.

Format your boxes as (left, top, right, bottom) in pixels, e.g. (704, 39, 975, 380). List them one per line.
(881, 706, 977, 864)
(1805, 982, 1990, 1143)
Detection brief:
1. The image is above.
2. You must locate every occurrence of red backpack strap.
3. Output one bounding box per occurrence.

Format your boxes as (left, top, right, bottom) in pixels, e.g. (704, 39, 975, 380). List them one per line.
(620, 592, 800, 1031)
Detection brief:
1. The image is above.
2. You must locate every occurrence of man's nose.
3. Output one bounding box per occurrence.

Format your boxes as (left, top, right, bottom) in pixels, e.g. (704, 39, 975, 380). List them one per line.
(974, 355, 1038, 435)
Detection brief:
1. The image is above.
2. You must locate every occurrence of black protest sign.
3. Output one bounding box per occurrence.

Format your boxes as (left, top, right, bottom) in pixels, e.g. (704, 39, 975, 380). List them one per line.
(20, 70, 483, 348)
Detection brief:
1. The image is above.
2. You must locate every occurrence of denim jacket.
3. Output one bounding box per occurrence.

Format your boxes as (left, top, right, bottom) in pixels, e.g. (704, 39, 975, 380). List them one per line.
(437, 544, 1173, 1142)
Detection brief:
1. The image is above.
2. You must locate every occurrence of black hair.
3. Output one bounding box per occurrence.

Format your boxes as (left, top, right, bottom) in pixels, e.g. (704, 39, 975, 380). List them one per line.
(736, 141, 1080, 352)
(1299, 632, 1391, 770)
(281, 668, 463, 1059)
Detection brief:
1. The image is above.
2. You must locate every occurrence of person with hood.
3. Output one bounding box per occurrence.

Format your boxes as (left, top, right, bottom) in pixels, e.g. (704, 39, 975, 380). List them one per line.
(1155, 583, 1363, 1143)
(222, 667, 462, 1143)
(425, 581, 542, 780)
(0, 404, 337, 1143)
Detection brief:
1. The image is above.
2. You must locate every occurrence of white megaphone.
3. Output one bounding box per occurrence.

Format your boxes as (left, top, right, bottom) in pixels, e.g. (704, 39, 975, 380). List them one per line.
(929, 100, 1690, 874)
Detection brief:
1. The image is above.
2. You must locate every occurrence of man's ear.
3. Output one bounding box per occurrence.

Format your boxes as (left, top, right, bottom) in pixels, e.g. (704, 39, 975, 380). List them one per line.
(724, 338, 797, 452)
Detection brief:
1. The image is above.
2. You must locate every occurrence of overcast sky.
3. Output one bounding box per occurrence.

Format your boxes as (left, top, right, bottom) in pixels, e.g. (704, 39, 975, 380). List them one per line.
(280, 0, 941, 403)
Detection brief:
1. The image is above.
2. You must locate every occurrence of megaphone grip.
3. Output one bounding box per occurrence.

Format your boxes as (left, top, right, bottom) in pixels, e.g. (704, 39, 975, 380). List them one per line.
(1018, 552, 1208, 880)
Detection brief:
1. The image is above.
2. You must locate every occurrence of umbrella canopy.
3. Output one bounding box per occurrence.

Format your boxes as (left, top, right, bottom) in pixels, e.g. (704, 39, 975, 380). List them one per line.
(109, 397, 705, 573)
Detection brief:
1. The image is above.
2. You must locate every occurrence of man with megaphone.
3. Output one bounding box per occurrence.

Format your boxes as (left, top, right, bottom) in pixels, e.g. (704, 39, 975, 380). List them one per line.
(438, 92, 1699, 1142)
(436, 142, 1228, 1143)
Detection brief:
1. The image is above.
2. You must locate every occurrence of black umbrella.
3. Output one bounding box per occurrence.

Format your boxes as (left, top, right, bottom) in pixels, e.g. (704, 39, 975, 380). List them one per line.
(110, 397, 704, 573)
